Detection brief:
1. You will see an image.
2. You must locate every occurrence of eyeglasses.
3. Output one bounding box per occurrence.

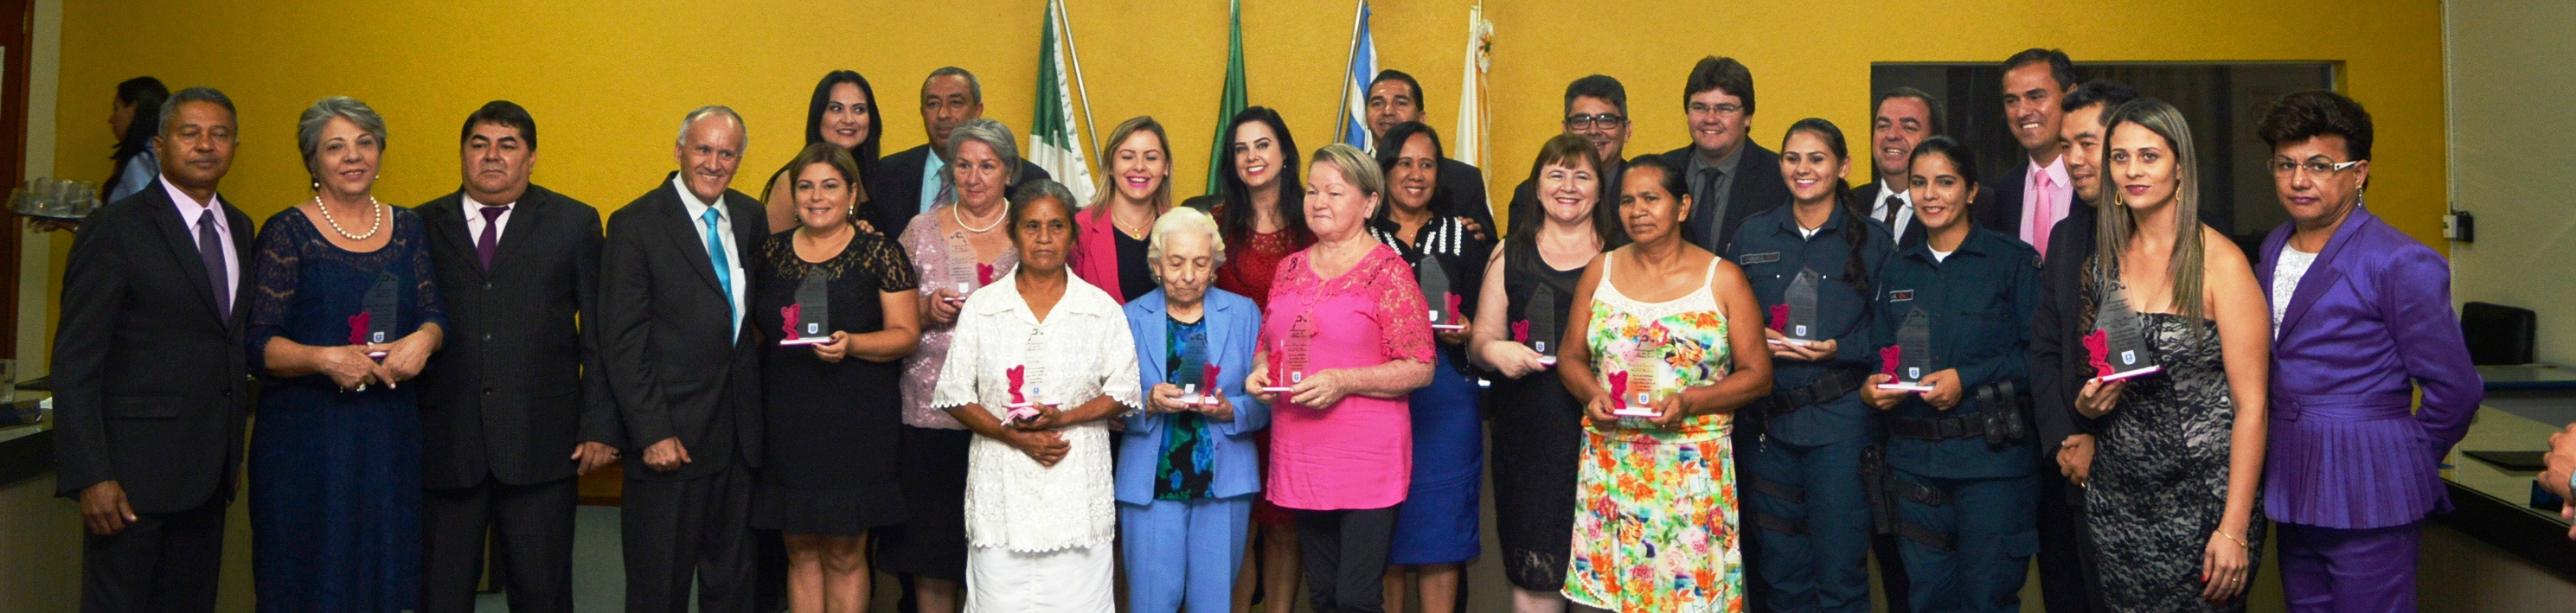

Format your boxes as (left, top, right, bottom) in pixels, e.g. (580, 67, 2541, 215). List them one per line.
(1687, 103, 1744, 118)
(2271, 158, 2361, 178)
(1563, 113, 1625, 130)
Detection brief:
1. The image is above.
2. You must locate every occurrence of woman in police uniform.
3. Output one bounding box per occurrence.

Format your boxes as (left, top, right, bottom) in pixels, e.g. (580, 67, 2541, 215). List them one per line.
(1858, 137, 2041, 613)
(1722, 118, 1894, 610)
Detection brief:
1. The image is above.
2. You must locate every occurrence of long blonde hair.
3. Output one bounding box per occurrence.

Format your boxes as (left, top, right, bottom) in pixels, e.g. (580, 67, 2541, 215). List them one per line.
(1087, 116, 1175, 221)
(2092, 98, 2206, 322)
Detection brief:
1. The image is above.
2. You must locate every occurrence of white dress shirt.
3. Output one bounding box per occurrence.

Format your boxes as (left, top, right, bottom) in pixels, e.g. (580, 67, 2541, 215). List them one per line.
(1871, 178, 1916, 238)
(162, 176, 237, 313)
(461, 195, 516, 246)
(673, 175, 747, 340)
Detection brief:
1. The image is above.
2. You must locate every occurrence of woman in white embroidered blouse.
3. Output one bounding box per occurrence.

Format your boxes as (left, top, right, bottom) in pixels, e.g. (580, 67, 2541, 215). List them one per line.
(931, 178, 1142, 613)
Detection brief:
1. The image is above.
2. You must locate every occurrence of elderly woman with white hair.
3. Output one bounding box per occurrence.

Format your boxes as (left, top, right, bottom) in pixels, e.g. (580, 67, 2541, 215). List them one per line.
(1114, 207, 1267, 612)
(247, 95, 446, 611)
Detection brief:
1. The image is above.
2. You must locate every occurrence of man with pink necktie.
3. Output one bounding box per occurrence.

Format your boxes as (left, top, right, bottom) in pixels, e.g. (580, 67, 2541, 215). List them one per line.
(1970, 48, 2078, 259)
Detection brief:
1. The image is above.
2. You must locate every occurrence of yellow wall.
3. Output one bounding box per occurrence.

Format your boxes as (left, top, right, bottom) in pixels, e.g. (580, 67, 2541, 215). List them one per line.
(44, 0, 2447, 366)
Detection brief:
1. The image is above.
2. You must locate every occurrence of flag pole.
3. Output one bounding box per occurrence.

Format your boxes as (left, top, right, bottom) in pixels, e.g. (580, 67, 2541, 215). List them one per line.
(1332, 0, 1366, 142)
(1054, 0, 1102, 167)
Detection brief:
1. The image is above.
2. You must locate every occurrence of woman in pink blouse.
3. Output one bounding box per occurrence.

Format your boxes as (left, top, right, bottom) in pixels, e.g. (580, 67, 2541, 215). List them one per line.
(1246, 143, 1435, 613)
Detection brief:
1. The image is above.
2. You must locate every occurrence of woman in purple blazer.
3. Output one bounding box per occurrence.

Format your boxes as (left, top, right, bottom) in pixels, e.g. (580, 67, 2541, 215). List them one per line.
(2253, 91, 2482, 613)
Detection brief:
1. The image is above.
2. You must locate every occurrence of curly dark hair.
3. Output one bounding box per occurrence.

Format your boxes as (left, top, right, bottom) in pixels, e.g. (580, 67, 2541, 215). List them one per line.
(2256, 90, 2372, 161)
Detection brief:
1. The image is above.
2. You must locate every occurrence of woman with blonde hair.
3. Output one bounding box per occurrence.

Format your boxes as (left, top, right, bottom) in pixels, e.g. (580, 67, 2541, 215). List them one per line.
(1070, 116, 1175, 303)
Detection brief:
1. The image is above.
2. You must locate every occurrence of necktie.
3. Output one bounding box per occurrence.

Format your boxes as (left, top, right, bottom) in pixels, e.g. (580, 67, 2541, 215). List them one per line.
(1695, 168, 1725, 243)
(1880, 194, 1903, 233)
(932, 178, 958, 209)
(2031, 175, 2057, 259)
(195, 211, 229, 320)
(476, 206, 507, 272)
(702, 207, 735, 335)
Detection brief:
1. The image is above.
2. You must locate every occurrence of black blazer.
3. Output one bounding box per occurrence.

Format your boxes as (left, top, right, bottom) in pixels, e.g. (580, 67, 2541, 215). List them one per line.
(865, 144, 1054, 239)
(1434, 157, 1497, 238)
(1972, 160, 2033, 239)
(51, 186, 255, 513)
(417, 184, 618, 488)
(2028, 199, 2098, 457)
(1659, 143, 1788, 255)
(1849, 181, 1927, 251)
(601, 174, 768, 481)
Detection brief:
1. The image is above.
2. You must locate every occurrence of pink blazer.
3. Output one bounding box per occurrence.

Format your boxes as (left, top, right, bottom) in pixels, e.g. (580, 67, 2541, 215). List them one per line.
(1069, 205, 1136, 303)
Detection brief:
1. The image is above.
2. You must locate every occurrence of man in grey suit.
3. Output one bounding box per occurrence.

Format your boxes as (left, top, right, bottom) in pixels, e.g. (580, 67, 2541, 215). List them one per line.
(602, 105, 769, 613)
(416, 100, 618, 613)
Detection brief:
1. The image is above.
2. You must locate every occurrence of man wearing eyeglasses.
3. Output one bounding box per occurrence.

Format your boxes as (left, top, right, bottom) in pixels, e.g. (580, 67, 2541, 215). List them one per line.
(1855, 88, 1940, 250)
(2252, 90, 2480, 613)
(1503, 75, 1628, 236)
(1658, 55, 1787, 255)
(1365, 69, 1497, 239)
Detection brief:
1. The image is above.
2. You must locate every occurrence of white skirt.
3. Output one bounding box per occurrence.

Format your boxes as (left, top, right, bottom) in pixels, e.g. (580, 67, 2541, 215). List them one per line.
(963, 543, 1115, 613)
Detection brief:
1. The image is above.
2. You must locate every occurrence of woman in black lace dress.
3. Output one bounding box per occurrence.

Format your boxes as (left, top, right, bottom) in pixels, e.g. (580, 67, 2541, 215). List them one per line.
(748, 143, 922, 613)
(2070, 99, 2273, 612)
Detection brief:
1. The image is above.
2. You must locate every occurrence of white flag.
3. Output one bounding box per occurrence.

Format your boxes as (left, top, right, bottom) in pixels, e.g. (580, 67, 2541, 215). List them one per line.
(1031, 0, 1096, 205)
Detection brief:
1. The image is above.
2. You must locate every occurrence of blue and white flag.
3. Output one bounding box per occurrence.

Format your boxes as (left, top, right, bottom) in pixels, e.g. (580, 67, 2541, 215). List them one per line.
(1337, 1, 1377, 153)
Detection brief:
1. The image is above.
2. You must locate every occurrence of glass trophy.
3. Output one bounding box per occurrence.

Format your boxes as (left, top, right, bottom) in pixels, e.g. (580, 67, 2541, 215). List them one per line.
(1528, 284, 1561, 367)
(2092, 280, 2163, 381)
(1006, 333, 1047, 423)
(944, 230, 979, 304)
(1262, 314, 1316, 393)
(1612, 338, 1664, 418)
(1779, 269, 1823, 346)
(1418, 255, 1464, 331)
(356, 271, 398, 360)
(1878, 308, 1937, 392)
(779, 270, 834, 346)
(1174, 327, 1211, 405)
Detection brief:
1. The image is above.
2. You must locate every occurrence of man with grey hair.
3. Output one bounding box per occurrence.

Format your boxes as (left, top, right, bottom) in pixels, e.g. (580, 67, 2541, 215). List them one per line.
(54, 86, 254, 613)
(602, 105, 769, 613)
(864, 67, 1049, 239)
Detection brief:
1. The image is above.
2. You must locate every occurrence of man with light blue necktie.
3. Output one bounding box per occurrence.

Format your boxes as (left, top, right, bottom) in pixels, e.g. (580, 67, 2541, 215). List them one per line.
(601, 105, 770, 613)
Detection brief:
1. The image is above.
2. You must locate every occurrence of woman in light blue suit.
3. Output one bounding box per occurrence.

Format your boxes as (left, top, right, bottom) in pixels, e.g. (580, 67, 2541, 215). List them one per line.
(1118, 206, 1268, 612)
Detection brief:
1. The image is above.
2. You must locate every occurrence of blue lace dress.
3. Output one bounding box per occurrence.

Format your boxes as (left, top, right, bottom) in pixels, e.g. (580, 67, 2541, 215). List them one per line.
(245, 206, 445, 612)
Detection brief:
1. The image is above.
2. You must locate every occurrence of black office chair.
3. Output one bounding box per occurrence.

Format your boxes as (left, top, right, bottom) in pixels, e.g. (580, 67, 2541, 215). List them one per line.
(2460, 301, 2535, 366)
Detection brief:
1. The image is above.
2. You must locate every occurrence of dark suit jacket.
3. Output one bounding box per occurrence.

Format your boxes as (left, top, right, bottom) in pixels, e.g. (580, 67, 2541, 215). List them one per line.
(2028, 199, 2097, 458)
(1972, 160, 2034, 239)
(865, 144, 1054, 239)
(1434, 157, 1497, 238)
(601, 174, 768, 481)
(1660, 143, 1789, 255)
(51, 186, 255, 513)
(1850, 181, 1926, 251)
(417, 184, 618, 488)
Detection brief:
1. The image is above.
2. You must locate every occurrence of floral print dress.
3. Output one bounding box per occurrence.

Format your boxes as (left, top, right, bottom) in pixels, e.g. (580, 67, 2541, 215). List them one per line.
(1563, 254, 1742, 613)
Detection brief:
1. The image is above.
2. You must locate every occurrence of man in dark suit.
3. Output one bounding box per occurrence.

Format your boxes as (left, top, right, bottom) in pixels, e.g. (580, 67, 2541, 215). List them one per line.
(1661, 55, 1789, 255)
(2026, 79, 2136, 613)
(1855, 87, 1942, 251)
(1970, 48, 2077, 258)
(866, 67, 1049, 239)
(1505, 75, 1628, 236)
(603, 105, 769, 613)
(1364, 69, 1496, 239)
(53, 86, 254, 613)
(415, 100, 618, 613)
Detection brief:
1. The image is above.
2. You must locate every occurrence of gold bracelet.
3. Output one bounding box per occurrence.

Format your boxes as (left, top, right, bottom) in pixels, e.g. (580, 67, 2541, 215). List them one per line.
(2215, 530, 2250, 549)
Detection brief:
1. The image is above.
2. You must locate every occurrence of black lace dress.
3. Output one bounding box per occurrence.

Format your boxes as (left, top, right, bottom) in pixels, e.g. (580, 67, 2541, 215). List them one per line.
(748, 229, 919, 536)
(2084, 307, 2268, 612)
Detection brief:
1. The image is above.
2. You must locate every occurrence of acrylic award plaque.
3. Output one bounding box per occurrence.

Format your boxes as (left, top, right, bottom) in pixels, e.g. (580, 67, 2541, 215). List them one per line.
(1527, 283, 1561, 367)
(2090, 281, 2163, 381)
(1006, 333, 1047, 423)
(1174, 328, 1211, 405)
(779, 269, 834, 346)
(943, 230, 979, 304)
(1419, 255, 1464, 331)
(1877, 308, 1937, 392)
(355, 271, 398, 360)
(1612, 338, 1664, 418)
(1780, 268, 1823, 345)
(1261, 314, 1316, 393)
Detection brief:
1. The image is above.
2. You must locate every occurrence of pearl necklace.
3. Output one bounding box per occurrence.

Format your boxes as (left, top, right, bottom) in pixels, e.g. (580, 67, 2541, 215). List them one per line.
(311, 195, 384, 240)
(952, 201, 1005, 233)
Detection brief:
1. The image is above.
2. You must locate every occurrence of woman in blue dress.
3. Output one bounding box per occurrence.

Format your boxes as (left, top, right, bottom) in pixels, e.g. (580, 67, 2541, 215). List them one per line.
(246, 97, 445, 613)
(1365, 122, 1492, 613)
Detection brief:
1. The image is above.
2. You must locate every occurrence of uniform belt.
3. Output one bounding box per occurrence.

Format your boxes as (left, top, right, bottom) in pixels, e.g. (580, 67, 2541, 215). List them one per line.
(1762, 366, 1871, 418)
(1887, 414, 1981, 440)
(2272, 392, 2413, 422)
